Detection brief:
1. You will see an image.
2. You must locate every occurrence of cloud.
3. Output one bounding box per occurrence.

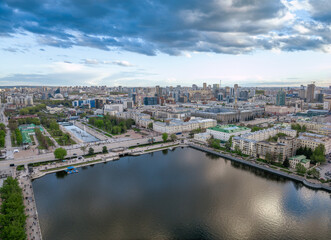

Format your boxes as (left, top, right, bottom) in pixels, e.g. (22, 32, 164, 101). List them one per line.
(0, 0, 330, 55)
(82, 59, 133, 67)
(112, 60, 133, 67)
(2, 47, 21, 53)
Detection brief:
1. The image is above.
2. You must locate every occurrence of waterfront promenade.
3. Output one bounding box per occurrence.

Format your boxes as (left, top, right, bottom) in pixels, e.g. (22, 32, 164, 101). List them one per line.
(17, 172, 42, 240)
(188, 142, 331, 193)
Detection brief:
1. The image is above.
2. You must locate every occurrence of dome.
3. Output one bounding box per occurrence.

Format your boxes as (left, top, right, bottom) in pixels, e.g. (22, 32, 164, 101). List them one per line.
(54, 93, 64, 99)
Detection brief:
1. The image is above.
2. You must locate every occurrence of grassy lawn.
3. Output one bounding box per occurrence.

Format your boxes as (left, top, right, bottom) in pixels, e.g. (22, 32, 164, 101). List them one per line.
(53, 136, 76, 146)
(280, 169, 292, 174)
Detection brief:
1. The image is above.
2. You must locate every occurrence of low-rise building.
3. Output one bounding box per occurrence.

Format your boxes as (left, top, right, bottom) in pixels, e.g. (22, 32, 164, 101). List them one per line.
(153, 118, 216, 134)
(289, 155, 310, 169)
(194, 132, 211, 143)
(265, 105, 296, 115)
(206, 124, 251, 142)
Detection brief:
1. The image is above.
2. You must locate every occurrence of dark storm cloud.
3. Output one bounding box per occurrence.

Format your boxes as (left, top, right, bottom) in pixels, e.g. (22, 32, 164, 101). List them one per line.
(0, 0, 330, 55)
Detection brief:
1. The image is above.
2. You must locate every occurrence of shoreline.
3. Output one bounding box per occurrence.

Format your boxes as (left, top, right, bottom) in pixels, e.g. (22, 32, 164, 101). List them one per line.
(30, 142, 331, 192)
(25, 141, 330, 239)
(188, 143, 331, 193)
(30, 143, 186, 180)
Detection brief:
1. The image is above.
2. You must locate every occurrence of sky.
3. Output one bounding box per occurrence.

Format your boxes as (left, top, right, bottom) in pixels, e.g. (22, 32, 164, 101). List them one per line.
(0, 0, 330, 87)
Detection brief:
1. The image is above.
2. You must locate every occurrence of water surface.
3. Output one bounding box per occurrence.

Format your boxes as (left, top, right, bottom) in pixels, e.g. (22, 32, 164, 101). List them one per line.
(33, 148, 331, 240)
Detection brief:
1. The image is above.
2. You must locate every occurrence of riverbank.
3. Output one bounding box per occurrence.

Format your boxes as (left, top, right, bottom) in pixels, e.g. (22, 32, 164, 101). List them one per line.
(188, 143, 331, 193)
(29, 141, 184, 179)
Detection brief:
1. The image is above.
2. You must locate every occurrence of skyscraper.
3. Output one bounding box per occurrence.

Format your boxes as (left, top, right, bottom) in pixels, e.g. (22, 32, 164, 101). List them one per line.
(306, 83, 315, 103)
(276, 90, 286, 106)
(203, 82, 207, 90)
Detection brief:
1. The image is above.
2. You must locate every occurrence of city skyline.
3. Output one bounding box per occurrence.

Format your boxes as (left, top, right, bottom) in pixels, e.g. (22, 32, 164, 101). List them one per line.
(0, 0, 331, 87)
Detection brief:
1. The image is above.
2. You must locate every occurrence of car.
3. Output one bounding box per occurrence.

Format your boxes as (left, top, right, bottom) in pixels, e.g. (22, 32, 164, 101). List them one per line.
(9, 164, 15, 167)
(13, 149, 19, 153)
(73, 153, 77, 156)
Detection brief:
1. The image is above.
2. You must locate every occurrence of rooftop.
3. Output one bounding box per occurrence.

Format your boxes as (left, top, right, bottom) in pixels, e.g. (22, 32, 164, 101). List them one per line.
(208, 124, 250, 133)
(290, 155, 308, 161)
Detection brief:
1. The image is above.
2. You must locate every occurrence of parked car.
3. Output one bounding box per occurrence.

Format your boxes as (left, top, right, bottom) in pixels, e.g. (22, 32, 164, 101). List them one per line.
(13, 149, 19, 153)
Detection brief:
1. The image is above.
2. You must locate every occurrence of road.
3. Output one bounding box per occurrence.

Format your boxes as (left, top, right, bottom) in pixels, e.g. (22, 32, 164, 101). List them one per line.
(0, 135, 163, 168)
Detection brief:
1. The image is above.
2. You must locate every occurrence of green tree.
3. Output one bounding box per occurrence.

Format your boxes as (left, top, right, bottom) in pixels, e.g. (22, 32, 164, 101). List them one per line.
(162, 133, 168, 142)
(283, 157, 290, 168)
(15, 129, 23, 145)
(54, 147, 67, 160)
(170, 134, 177, 142)
(102, 146, 108, 154)
(225, 135, 233, 150)
(0, 177, 27, 240)
(296, 163, 307, 174)
(88, 147, 94, 155)
(311, 144, 326, 164)
(148, 122, 153, 129)
(307, 168, 320, 179)
(19, 108, 29, 115)
(80, 145, 87, 155)
(265, 152, 272, 163)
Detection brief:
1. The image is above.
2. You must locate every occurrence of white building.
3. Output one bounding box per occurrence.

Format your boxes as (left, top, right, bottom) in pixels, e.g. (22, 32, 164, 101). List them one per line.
(104, 104, 124, 114)
(206, 124, 251, 142)
(153, 118, 216, 134)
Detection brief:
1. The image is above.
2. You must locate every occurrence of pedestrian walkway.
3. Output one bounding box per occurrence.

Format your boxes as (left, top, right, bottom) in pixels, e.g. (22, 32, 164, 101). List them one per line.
(18, 172, 42, 240)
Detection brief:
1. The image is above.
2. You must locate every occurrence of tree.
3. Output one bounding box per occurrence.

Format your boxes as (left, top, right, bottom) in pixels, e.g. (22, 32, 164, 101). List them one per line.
(170, 134, 177, 142)
(265, 152, 272, 163)
(102, 146, 108, 154)
(311, 144, 326, 164)
(148, 122, 153, 129)
(0, 177, 27, 240)
(296, 163, 306, 174)
(80, 145, 87, 155)
(283, 157, 290, 168)
(162, 133, 168, 142)
(54, 147, 67, 160)
(88, 147, 94, 155)
(225, 135, 233, 150)
(307, 168, 320, 179)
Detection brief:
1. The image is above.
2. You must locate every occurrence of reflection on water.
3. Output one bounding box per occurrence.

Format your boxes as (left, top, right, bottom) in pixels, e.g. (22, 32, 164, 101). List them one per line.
(33, 148, 331, 240)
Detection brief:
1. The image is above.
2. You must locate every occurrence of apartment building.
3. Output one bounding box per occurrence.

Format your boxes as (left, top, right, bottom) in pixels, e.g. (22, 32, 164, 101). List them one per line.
(298, 132, 331, 154)
(232, 127, 297, 160)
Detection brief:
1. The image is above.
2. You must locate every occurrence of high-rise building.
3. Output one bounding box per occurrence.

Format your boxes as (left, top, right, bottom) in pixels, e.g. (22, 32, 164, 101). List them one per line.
(306, 83, 315, 103)
(316, 93, 324, 103)
(276, 90, 286, 106)
(203, 83, 207, 90)
(225, 86, 230, 97)
(143, 97, 158, 105)
(299, 85, 306, 99)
